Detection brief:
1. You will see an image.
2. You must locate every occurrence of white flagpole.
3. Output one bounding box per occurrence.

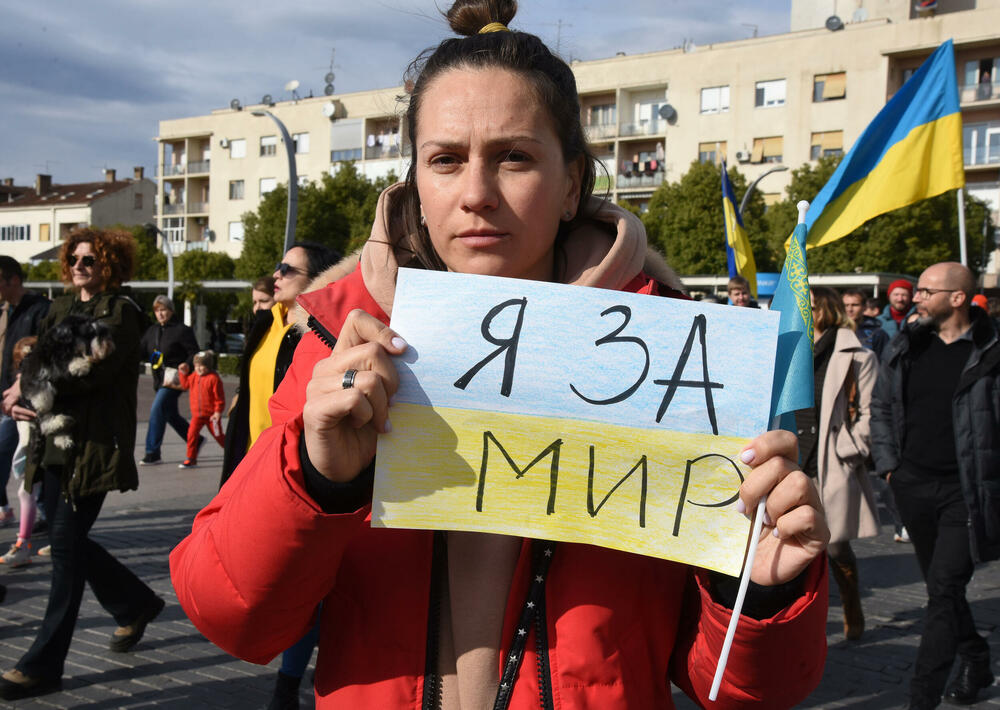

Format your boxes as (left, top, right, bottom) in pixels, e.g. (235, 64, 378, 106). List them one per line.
(958, 187, 968, 266)
(709, 200, 811, 702)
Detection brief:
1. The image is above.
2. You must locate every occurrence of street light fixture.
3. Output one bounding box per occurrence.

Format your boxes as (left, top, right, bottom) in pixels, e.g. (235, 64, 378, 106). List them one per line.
(251, 109, 298, 254)
(143, 222, 176, 301)
(738, 165, 789, 219)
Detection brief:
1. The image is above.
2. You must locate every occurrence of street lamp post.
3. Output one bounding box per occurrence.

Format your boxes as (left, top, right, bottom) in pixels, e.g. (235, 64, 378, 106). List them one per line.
(738, 165, 789, 219)
(143, 222, 175, 301)
(251, 109, 298, 254)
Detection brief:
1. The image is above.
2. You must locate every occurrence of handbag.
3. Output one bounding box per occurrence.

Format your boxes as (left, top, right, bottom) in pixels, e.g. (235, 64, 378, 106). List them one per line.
(162, 366, 181, 389)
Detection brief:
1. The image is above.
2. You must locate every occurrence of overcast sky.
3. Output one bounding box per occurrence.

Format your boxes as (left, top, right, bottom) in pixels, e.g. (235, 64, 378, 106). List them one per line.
(0, 0, 790, 186)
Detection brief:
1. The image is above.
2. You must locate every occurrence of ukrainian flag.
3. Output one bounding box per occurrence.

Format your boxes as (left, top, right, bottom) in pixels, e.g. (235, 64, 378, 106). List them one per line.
(803, 39, 964, 249)
(722, 161, 757, 297)
(769, 206, 813, 431)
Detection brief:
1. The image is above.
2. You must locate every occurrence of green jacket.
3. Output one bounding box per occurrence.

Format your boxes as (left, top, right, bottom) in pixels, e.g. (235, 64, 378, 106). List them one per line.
(26, 287, 145, 499)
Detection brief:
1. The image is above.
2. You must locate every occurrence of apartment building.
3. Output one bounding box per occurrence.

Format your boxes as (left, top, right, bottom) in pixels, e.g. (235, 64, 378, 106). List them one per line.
(0, 169, 156, 262)
(155, 0, 1000, 279)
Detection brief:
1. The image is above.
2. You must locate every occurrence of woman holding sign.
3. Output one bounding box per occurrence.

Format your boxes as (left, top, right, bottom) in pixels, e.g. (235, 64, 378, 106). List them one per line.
(170, 2, 831, 707)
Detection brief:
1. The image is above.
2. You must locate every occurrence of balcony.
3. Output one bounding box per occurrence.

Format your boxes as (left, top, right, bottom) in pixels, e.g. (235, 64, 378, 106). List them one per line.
(187, 201, 208, 214)
(365, 145, 402, 161)
(584, 123, 618, 141)
(619, 121, 666, 138)
(187, 160, 210, 174)
(163, 202, 185, 215)
(158, 164, 186, 177)
(960, 81, 1000, 104)
(616, 173, 664, 189)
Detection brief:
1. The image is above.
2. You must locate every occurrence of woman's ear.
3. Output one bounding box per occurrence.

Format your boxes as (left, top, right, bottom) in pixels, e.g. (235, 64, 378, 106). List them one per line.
(562, 155, 585, 220)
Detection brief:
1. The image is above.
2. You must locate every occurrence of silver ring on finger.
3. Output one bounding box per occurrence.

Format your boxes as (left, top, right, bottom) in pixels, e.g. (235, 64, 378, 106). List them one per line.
(342, 369, 358, 390)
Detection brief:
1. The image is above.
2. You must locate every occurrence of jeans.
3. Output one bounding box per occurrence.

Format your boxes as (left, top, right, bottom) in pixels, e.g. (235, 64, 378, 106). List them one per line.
(16, 466, 158, 679)
(145, 387, 189, 457)
(891, 470, 991, 702)
(0, 415, 17, 508)
(280, 614, 321, 678)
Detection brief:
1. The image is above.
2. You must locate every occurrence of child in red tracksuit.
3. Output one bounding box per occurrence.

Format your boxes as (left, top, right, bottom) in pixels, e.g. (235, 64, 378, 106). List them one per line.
(177, 351, 225, 469)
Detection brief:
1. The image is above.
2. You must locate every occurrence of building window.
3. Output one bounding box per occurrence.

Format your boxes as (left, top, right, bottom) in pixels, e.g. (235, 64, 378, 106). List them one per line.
(331, 148, 363, 162)
(0, 225, 30, 241)
(293, 132, 310, 154)
(813, 72, 846, 102)
(963, 58, 999, 101)
(754, 79, 786, 108)
(39, 224, 50, 242)
(751, 136, 783, 163)
(259, 177, 277, 196)
(699, 86, 730, 115)
(228, 221, 245, 242)
(163, 217, 185, 245)
(260, 135, 278, 157)
(810, 130, 844, 160)
(229, 138, 246, 159)
(588, 103, 616, 126)
(134, 193, 143, 210)
(229, 180, 245, 200)
(698, 141, 727, 164)
(963, 121, 1000, 166)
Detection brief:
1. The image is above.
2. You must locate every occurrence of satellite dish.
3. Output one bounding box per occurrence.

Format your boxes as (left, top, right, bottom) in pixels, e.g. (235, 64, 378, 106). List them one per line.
(285, 79, 300, 92)
(230, 98, 242, 111)
(322, 101, 337, 118)
(324, 84, 335, 96)
(852, 7, 869, 22)
(262, 94, 274, 106)
(324, 72, 335, 84)
(658, 103, 677, 124)
(825, 15, 844, 31)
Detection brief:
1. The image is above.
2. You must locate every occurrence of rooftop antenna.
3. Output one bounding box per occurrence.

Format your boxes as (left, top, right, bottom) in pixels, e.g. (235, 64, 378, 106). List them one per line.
(539, 19, 573, 56)
(742, 23, 758, 38)
(323, 48, 339, 97)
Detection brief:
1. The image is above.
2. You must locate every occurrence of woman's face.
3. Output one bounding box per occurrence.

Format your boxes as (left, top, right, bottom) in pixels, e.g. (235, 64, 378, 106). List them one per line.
(69, 241, 103, 294)
(251, 288, 275, 313)
(154, 306, 172, 325)
(272, 247, 311, 308)
(415, 67, 582, 282)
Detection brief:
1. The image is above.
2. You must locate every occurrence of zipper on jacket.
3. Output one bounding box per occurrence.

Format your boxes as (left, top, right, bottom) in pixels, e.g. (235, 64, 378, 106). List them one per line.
(421, 531, 445, 710)
(493, 540, 557, 710)
(307, 315, 338, 350)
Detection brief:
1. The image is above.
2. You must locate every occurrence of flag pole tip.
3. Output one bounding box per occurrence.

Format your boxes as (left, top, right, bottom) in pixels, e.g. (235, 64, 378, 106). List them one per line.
(796, 200, 810, 224)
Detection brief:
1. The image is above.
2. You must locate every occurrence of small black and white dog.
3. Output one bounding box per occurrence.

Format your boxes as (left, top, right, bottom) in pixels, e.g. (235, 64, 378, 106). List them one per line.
(20, 315, 115, 450)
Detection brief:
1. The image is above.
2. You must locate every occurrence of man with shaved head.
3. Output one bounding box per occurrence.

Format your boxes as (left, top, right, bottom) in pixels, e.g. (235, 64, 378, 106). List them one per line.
(872, 262, 1000, 709)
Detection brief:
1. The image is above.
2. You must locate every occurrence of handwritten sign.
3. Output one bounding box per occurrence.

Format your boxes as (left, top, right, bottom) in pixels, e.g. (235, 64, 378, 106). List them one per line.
(373, 269, 780, 575)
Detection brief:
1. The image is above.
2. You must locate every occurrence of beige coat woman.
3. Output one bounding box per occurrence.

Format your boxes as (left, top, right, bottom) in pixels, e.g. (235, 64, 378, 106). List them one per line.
(816, 327, 880, 544)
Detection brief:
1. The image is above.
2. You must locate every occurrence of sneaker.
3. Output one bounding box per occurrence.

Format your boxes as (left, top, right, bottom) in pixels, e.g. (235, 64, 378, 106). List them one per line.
(895, 527, 911, 543)
(0, 508, 13, 528)
(0, 542, 31, 568)
(140, 453, 162, 465)
(37, 545, 51, 557)
(178, 459, 197, 469)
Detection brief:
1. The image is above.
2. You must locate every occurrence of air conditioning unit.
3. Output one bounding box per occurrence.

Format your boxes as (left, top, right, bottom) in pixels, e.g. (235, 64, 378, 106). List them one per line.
(735, 150, 751, 163)
(219, 138, 230, 149)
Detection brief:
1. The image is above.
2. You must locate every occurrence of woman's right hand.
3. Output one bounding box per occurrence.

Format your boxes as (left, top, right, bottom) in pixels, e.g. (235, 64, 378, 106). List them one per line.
(302, 309, 408, 482)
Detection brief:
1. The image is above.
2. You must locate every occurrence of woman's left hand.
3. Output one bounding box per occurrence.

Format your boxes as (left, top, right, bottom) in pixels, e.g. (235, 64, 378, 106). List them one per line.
(737, 430, 829, 586)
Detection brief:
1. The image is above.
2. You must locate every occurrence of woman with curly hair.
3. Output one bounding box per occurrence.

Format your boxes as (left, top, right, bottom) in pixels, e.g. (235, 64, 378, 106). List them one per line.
(0, 228, 164, 700)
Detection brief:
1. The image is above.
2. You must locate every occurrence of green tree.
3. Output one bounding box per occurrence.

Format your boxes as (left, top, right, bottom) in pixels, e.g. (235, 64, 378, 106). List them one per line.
(642, 160, 773, 275)
(235, 163, 393, 281)
(174, 250, 238, 323)
(765, 155, 992, 275)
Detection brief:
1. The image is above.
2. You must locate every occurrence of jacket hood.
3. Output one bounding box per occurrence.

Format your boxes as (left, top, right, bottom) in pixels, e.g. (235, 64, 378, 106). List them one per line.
(290, 250, 362, 332)
(296, 184, 683, 329)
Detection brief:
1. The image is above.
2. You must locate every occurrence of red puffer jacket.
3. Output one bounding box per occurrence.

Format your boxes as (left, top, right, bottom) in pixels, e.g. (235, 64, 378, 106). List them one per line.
(170, 266, 827, 709)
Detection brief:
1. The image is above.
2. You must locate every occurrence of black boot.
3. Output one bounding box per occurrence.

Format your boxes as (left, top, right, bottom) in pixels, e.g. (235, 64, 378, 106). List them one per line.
(267, 670, 301, 710)
(944, 658, 994, 705)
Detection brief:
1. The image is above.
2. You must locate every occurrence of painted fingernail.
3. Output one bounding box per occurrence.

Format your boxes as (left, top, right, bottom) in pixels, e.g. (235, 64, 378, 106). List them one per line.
(736, 499, 746, 515)
(383, 418, 392, 433)
(740, 449, 755, 464)
(391, 336, 408, 350)
(763, 510, 773, 526)
(772, 528, 780, 538)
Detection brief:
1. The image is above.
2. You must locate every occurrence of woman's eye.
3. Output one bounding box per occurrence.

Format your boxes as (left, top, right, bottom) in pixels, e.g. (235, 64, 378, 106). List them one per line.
(429, 155, 458, 167)
(503, 150, 530, 163)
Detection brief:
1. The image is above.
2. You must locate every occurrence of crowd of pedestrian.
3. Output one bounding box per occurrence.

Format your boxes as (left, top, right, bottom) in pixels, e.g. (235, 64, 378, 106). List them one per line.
(1, 2, 998, 707)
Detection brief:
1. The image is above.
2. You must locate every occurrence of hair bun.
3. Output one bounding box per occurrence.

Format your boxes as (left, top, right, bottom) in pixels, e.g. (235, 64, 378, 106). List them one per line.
(446, 0, 517, 37)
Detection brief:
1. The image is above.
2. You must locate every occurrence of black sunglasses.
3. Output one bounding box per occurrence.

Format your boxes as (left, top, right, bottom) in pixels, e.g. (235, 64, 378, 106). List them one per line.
(275, 262, 305, 277)
(68, 254, 97, 268)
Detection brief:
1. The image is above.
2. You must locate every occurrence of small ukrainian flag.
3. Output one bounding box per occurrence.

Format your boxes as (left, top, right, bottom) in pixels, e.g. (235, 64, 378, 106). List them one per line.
(721, 161, 757, 297)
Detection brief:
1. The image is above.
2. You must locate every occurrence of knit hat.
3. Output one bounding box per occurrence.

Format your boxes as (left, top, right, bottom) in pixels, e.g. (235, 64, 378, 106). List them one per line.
(888, 279, 913, 294)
